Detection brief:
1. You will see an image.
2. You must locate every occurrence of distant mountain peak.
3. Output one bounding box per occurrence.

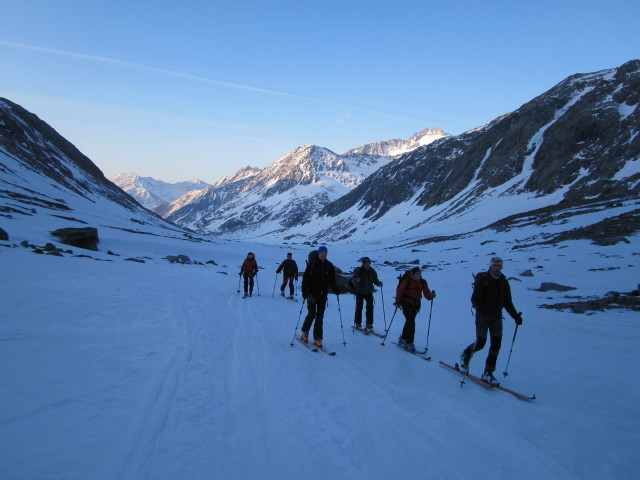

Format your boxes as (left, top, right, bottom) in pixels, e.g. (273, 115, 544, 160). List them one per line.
(110, 174, 212, 211)
(343, 128, 450, 157)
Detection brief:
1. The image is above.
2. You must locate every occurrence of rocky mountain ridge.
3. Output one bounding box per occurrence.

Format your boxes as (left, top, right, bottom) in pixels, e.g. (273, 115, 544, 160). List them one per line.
(0, 97, 186, 244)
(166, 145, 394, 235)
(305, 60, 639, 242)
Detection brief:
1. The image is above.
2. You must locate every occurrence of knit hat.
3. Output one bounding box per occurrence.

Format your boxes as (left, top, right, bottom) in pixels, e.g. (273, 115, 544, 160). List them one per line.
(490, 256, 503, 266)
(318, 246, 328, 254)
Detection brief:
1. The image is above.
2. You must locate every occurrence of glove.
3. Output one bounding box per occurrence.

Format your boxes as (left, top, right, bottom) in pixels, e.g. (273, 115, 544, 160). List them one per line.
(307, 295, 315, 304)
(430, 290, 436, 299)
(239, 272, 242, 277)
(377, 281, 384, 287)
(393, 301, 402, 309)
(515, 313, 523, 325)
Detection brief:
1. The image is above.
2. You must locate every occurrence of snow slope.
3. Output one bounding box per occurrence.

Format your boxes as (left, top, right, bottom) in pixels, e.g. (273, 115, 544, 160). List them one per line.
(1, 215, 638, 479)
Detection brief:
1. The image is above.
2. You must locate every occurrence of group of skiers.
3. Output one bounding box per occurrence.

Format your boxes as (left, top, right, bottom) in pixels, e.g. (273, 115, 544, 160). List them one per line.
(239, 248, 522, 384)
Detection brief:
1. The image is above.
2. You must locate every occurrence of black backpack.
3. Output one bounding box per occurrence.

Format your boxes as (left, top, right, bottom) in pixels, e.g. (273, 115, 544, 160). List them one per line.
(396, 270, 412, 296)
(347, 267, 361, 294)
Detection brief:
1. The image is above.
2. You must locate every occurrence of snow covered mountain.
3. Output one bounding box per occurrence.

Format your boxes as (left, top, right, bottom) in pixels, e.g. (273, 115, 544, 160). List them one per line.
(133, 128, 446, 236)
(166, 145, 394, 237)
(301, 60, 640, 243)
(0, 97, 193, 246)
(110, 173, 211, 212)
(159, 166, 262, 223)
(343, 127, 450, 157)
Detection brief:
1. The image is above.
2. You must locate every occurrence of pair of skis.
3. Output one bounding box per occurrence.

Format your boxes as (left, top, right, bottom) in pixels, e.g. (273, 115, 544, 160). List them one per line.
(390, 342, 432, 361)
(439, 361, 536, 401)
(293, 335, 336, 356)
(351, 325, 385, 338)
(352, 326, 433, 361)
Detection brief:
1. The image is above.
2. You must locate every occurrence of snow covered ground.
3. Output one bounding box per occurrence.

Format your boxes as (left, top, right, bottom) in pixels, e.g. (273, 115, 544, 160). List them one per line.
(1, 221, 638, 479)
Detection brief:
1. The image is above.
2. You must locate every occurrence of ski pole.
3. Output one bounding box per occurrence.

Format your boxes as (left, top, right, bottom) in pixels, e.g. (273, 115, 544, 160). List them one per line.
(502, 320, 521, 377)
(424, 297, 434, 353)
(380, 288, 387, 331)
(380, 307, 399, 346)
(237, 273, 241, 293)
(289, 299, 307, 347)
(272, 273, 278, 297)
(255, 273, 260, 296)
(336, 294, 347, 347)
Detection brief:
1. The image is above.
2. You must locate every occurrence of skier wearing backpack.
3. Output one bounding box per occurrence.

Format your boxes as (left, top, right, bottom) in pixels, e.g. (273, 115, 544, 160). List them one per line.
(394, 266, 435, 353)
(276, 253, 299, 299)
(351, 257, 383, 331)
(459, 256, 522, 385)
(301, 246, 338, 347)
(239, 252, 259, 297)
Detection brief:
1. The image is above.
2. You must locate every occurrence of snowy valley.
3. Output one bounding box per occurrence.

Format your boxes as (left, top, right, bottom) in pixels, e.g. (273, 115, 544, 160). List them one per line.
(1, 60, 639, 480)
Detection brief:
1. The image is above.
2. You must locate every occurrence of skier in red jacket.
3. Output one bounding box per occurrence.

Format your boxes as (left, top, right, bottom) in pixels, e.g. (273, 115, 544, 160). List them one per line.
(395, 267, 435, 353)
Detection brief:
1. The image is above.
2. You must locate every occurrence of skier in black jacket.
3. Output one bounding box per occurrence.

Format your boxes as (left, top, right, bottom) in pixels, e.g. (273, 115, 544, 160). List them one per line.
(301, 246, 338, 347)
(276, 253, 299, 299)
(351, 257, 383, 330)
(460, 256, 522, 384)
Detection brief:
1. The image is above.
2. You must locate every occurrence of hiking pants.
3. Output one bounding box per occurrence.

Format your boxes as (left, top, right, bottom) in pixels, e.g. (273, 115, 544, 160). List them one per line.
(280, 275, 295, 296)
(464, 312, 503, 373)
(243, 273, 254, 294)
(354, 293, 374, 326)
(400, 304, 419, 344)
(302, 296, 327, 340)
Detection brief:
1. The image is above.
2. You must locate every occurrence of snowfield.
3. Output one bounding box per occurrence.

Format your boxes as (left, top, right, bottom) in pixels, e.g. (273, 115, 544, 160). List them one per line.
(1, 220, 638, 480)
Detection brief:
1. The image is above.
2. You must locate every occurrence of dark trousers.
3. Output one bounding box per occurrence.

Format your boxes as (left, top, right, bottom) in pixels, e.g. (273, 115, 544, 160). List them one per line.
(243, 274, 254, 294)
(354, 293, 374, 325)
(280, 275, 295, 295)
(400, 304, 418, 344)
(463, 312, 503, 372)
(302, 297, 327, 340)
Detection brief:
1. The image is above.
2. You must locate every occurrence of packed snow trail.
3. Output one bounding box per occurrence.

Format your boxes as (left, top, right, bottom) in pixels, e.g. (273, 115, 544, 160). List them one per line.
(1, 239, 639, 479)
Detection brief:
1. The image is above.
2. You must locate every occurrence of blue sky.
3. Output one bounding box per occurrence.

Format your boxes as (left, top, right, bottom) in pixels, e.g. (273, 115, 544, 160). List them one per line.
(1, 0, 639, 183)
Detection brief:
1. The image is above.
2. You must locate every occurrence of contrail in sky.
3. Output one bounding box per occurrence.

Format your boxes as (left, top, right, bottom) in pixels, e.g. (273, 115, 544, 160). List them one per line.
(0, 40, 427, 123)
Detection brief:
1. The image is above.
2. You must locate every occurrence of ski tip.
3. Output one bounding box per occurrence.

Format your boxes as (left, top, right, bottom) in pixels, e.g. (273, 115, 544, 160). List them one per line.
(424, 357, 432, 361)
(329, 352, 337, 356)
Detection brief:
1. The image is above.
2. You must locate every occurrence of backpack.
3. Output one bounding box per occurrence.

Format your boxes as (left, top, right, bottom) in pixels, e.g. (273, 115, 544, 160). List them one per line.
(473, 271, 489, 289)
(396, 270, 413, 296)
(348, 267, 361, 294)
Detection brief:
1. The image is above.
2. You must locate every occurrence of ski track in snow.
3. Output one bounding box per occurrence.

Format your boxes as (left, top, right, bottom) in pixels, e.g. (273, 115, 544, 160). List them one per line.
(1, 234, 639, 479)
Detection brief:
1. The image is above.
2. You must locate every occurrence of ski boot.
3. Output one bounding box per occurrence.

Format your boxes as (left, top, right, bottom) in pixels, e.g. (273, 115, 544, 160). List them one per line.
(459, 350, 473, 371)
(481, 371, 500, 386)
(281, 290, 285, 297)
(397, 336, 406, 347)
(365, 324, 373, 332)
(314, 338, 323, 347)
(354, 323, 362, 330)
(301, 332, 309, 343)
(405, 343, 416, 353)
